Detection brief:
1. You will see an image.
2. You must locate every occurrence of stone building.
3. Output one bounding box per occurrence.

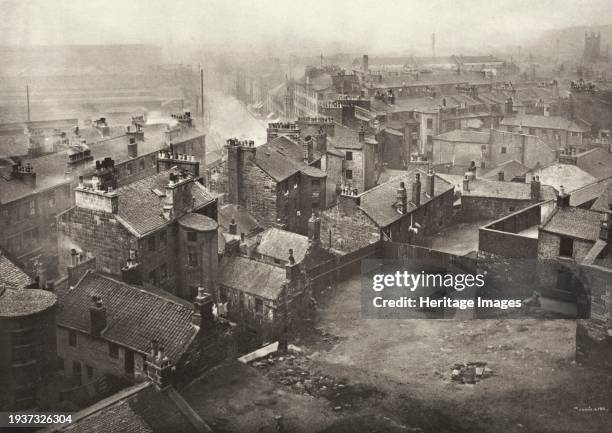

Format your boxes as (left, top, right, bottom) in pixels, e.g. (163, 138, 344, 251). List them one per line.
(0, 250, 58, 410)
(438, 171, 557, 221)
(57, 166, 218, 301)
(225, 138, 326, 235)
(55, 270, 224, 393)
(500, 114, 586, 150)
(321, 169, 455, 252)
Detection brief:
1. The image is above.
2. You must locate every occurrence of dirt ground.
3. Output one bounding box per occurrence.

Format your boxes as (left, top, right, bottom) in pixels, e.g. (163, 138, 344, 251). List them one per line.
(183, 274, 611, 433)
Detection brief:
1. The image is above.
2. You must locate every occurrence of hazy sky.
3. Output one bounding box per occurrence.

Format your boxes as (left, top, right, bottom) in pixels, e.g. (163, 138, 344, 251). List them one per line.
(1, 0, 610, 54)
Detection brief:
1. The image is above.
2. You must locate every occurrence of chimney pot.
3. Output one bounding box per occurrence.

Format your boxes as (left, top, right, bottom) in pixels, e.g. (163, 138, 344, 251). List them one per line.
(411, 174, 421, 207)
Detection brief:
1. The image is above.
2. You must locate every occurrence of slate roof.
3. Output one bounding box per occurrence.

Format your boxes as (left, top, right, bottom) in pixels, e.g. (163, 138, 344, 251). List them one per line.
(255, 228, 310, 264)
(482, 160, 529, 181)
(218, 256, 287, 300)
(0, 288, 57, 317)
(0, 249, 34, 290)
(115, 172, 216, 236)
(574, 148, 612, 181)
(255, 141, 326, 182)
(541, 207, 604, 241)
(57, 271, 197, 362)
(532, 163, 598, 193)
(591, 181, 612, 212)
(500, 115, 586, 132)
(359, 169, 454, 227)
(434, 129, 491, 144)
(328, 123, 377, 150)
(436, 173, 557, 200)
(41, 382, 205, 433)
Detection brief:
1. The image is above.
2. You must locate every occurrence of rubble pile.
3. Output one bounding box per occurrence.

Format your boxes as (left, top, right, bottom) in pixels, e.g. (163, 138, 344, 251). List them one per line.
(250, 351, 383, 411)
(450, 362, 493, 384)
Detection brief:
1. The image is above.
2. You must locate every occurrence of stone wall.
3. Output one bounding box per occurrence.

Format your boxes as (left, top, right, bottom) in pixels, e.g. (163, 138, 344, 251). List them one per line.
(320, 196, 380, 253)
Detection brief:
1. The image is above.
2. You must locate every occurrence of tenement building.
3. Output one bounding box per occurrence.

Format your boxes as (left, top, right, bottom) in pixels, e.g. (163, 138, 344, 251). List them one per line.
(0, 250, 58, 411)
(225, 138, 326, 235)
(57, 165, 218, 301)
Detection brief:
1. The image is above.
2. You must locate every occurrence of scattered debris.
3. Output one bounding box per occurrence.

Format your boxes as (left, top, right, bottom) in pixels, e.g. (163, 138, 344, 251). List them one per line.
(450, 362, 493, 384)
(238, 341, 279, 364)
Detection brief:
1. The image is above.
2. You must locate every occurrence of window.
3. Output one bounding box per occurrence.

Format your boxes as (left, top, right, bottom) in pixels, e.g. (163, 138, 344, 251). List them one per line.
(148, 269, 158, 285)
(187, 231, 198, 242)
(188, 252, 198, 266)
(139, 159, 145, 170)
(559, 236, 574, 258)
(426, 119, 433, 129)
(14, 387, 36, 410)
(48, 191, 56, 208)
(159, 230, 167, 248)
(529, 128, 536, 135)
(345, 151, 353, 161)
(72, 361, 82, 381)
(57, 356, 64, 372)
(86, 364, 94, 380)
(427, 135, 433, 145)
(109, 343, 119, 359)
(572, 131, 579, 137)
(147, 236, 156, 252)
(68, 330, 77, 347)
(28, 200, 36, 216)
(11, 328, 33, 347)
(127, 162, 134, 175)
(345, 169, 353, 180)
(160, 263, 168, 281)
(500, 146, 507, 154)
(255, 298, 263, 315)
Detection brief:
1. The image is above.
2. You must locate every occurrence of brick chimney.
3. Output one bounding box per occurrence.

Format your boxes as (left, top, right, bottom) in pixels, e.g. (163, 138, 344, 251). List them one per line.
(146, 342, 172, 390)
(411, 174, 421, 207)
(303, 136, 314, 163)
(463, 175, 470, 192)
(557, 185, 570, 208)
(89, 295, 107, 336)
(285, 249, 299, 280)
(308, 213, 321, 244)
(530, 175, 541, 200)
(498, 171, 504, 181)
(397, 182, 408, 214)
(162, 172, 193, 220)
(316, 127, 327, 152)
(121, 250, 142, 285)
(126, 124, 144, 142)
(67, 252, 96, 287)
(157, 151, 200, 178)
(229, 218, 238, 235)
(75, 179, 119, 214)
(599, 205, 612, 242)
(127, 137, 138, 158)
(425, 169, 435, 197)
(358, 125, 365, 143)
(12, 161, 37, 188)
(192, 287, 214, 329)
(226, 138, 256, 206)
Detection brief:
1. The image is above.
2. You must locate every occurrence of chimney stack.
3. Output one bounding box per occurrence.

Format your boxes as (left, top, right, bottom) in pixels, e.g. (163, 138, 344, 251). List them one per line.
(498, 171, 505, 181)
(397, 182, 408, 214)
(556, 185, 570, 208)
(121, 250, 142, 285)
(463, 175, 470, 192)
(426, 169, 435, 197)
(303, 136, 314, 163)
(127, 136, 138, 158)
(286, 249, 299, 280)
(193, 287, 214, 329)
(411, 174, 421, 207)
(89, 296, 107, 336)
(599, 205, 612, 242)
(530, 175, 541, 200)
(358, 124, 365, 143)
(229, 218, 237, 235)
(146, 342, 172, 390)
(308, 213, 321, 244)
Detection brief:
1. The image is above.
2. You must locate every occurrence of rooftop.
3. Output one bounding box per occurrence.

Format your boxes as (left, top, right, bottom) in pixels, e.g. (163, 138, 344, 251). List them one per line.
(0, 249, 35, 290)
(40, 382, 206, 433)
(541, 207, 604, 241)
(434, 129, 491, 144)
(500, 115, 586, 132)
(591, 180, 612, 212)
(57, 270, 197, 362)
(328, 123, 376, 150)
(0, 287, 57, 317)
(573, 147, 612, 181)
(359, 169, 454, 227)
(482, 159, 530, 181)
(114, 171, 216, 236)
(218, 256, 287, 300)
(254, 140, 326, 182)
(532, 163, 598, 193)
(255, 227, 310, 264)
(436, 173, 557, 200)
